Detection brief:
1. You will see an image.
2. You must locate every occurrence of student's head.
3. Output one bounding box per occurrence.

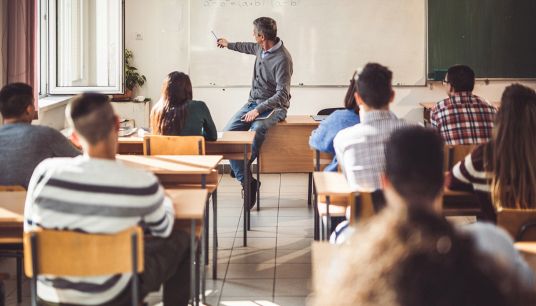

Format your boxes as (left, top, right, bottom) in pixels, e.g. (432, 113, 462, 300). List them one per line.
(445, 65, 475, 93)
(313, 207, 534, 306)
(354, 63, 394, 110)
(66, 93, 119, 155)
(253, 17, 277, 43)
(343, 71, 360, 113)
(383, 126, 444, 211)
(150, 71, 192, 135)
(0, 83, 35, 123)
(491, 84, 536, 209)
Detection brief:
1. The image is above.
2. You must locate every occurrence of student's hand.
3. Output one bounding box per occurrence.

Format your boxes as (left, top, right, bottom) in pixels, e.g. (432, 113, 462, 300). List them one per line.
(242, 109, 259, 122)
(217, 38, 229, 48)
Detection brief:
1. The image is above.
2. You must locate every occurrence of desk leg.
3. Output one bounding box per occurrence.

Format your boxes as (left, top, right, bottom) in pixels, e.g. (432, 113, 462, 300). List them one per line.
(243, 145, 248, 247)
(204, 197, 209, 265)
(213, 189, 218, 280)
(190, 220, 196, 306)
(313, 185, 319, 241)
(257, 153, 260, 211)
(201, 214, 206, 305)
(307, 173, 312, 207)
(326, 196, 331, 240)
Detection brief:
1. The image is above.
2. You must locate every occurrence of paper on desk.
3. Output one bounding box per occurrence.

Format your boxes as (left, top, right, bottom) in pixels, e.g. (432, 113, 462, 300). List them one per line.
(217, 132, 223, 139)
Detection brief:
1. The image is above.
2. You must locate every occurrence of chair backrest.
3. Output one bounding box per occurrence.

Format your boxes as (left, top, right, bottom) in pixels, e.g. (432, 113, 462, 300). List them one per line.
(312, 149, 334, 172)
(23, 226, 144, 277)
(444, 144, 477, 171)
(497, 207, 536, 241)
(0, 186, 25, 192)
(143, 135, 205, 155)
(316, 108, 345, 116)
(349, 190, 385, 225)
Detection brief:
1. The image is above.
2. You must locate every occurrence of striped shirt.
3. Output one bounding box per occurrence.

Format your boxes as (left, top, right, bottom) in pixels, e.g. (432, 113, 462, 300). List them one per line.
(430, 92, 497, 145)
(334, 110, 408, 190)
(24, 155, 175, 305)
(448, 142, 496, 221)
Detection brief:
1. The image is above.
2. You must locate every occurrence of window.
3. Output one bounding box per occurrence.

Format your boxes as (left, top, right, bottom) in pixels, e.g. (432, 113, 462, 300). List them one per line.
(40, 0, 124, 95)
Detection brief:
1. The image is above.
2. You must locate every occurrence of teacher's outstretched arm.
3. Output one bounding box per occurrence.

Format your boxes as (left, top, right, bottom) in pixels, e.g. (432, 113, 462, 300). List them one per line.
(217, 38, 259, 55)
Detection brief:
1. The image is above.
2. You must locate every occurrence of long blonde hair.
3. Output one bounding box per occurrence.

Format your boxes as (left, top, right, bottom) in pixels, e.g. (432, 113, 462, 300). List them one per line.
(491, 84, 536, 209)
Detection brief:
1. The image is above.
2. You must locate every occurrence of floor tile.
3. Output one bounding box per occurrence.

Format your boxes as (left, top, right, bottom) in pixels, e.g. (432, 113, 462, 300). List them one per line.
(275, 264, 311, 279)
(233, 238, 276, 250)
(277, 207, 313, 217)
(273, 296, 308, 306)
(278, 217, 313, 228)
(226, 264, 275, 279)
(274, 279, 311, 297)
(235, 227, 277, 238)
(276, 237, 312, 250)
(230, 248, 276, 264)
(275, 249, 311, 264)
(218, 297, 275, 306)
(221, 279, 274, 297)
(276, 227, 314, 238)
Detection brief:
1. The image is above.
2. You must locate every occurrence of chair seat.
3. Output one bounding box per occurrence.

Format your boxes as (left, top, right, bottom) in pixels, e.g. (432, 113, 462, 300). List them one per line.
(317, 202, 347, 217)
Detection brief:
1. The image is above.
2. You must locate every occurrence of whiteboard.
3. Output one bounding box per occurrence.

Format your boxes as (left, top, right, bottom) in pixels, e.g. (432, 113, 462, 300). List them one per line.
(190, 0, 426, 87)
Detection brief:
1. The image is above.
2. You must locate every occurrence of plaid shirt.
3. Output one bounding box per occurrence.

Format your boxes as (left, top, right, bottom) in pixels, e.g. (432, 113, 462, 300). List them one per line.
(430, 92, 497, 145)
(334, 110, 408, 191)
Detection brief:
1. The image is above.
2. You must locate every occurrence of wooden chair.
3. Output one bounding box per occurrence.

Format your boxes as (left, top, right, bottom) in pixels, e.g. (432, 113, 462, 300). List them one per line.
(497, 207, 536, 241)
(444, 144, 476, 171)
(24, 227, 143, 306)
(308, 150, 334, 207)
(143, 135, 218, 279)
(0, 186, 25, 304)
(143, 135, 205, 155)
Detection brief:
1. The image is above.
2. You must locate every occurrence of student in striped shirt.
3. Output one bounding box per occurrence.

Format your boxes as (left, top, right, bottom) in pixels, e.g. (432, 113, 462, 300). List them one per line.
(24, 93, 190, 306)
(448, 84, 536, 222)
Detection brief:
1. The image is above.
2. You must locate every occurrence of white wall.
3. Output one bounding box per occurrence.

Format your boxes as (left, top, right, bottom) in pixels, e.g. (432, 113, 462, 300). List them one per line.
(126, 0, 536, 130)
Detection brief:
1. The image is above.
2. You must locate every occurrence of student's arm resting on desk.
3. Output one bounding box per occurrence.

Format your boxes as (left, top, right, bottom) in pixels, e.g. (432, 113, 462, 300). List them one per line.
(255, 60, 292, 114)
(447, 144, 487, 192)
(227, 42, 260, 55)
(309, 115, 338, 155)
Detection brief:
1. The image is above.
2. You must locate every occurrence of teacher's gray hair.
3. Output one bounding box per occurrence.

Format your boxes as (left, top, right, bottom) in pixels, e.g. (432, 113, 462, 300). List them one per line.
(253, 17, 277, 41)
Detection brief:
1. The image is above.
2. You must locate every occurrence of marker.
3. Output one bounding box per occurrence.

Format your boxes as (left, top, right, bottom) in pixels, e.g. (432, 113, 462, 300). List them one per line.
(211, 30, 219, 41)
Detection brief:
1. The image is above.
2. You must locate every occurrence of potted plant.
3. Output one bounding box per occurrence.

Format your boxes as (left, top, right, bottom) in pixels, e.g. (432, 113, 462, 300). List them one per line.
(114, 49, 147, 101)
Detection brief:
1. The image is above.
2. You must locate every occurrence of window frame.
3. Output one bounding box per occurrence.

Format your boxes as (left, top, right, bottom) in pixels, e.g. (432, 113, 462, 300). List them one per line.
(42, 0, 125, 95)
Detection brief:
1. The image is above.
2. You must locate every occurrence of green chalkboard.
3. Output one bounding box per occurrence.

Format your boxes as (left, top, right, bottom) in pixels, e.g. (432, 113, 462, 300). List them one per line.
(428, 0, 536, 79)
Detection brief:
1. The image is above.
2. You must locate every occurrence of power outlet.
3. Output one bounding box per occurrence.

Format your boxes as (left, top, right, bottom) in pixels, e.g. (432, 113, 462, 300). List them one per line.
(135, 33, 143, 40)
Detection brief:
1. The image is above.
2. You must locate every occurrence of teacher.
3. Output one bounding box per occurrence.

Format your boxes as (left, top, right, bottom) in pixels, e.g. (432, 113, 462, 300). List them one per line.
(217, 17, 293, 209)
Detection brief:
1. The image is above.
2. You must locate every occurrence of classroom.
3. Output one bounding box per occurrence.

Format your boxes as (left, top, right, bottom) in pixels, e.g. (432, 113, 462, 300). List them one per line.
(1, 0, 536, 305)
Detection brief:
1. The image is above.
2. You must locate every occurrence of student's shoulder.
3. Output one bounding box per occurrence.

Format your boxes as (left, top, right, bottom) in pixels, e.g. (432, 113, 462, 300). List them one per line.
(188, 100, 210, 110)
(431, 97, 450, 112)
(334, 123, 363, 144)
(31, 156, 82, 178)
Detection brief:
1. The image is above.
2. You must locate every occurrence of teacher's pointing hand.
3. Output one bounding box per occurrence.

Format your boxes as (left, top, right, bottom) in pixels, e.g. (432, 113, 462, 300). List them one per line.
(217, 38, 229, 48)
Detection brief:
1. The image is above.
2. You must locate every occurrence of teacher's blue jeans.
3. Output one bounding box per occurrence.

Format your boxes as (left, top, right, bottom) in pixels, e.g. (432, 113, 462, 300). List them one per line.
(224, 102, 287, 183)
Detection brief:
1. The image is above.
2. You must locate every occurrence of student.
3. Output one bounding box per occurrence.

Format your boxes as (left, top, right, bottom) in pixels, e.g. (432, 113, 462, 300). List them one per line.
(430, 65, 496, 145)
(309, 71, 360, 171)
(24, 93, 190, 305)
(0, 83, 80, 188)
(382, 126, 533, 285)
(217, 17, 293, 208)
(334, 63, 407, 190)
(314, 207, 535, 306)
(449, 84, 536, 222)
(150, 71, 217, 141)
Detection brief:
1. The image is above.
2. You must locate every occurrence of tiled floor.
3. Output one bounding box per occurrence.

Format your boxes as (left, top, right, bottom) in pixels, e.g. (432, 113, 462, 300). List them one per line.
(1, 173, 314, 306)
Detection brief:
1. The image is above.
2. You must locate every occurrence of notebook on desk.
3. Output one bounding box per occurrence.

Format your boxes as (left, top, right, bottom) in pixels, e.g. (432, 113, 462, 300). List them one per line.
(311, 115, 329, 122)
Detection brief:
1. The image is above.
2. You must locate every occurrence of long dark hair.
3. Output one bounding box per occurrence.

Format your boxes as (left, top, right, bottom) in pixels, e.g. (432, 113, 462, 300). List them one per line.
(150, 71, 193, 135)
(491, 84, 536, 209)
(344, 71, 360, 114)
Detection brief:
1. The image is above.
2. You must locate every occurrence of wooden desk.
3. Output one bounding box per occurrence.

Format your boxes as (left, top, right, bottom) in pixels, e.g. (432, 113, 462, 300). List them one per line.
(313, 172, 353, 240)
(260, 115, 319, 173)
(117, 154, 222, 186)
(118, 133, 256, 247)
(515, 242, 536, 276)
(420, 102, 500, 126)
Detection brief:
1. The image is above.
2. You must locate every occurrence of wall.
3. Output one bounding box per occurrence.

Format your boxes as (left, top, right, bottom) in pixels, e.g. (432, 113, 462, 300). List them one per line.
(126, 0, 536, 129)
(0, 0, 5, 88)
